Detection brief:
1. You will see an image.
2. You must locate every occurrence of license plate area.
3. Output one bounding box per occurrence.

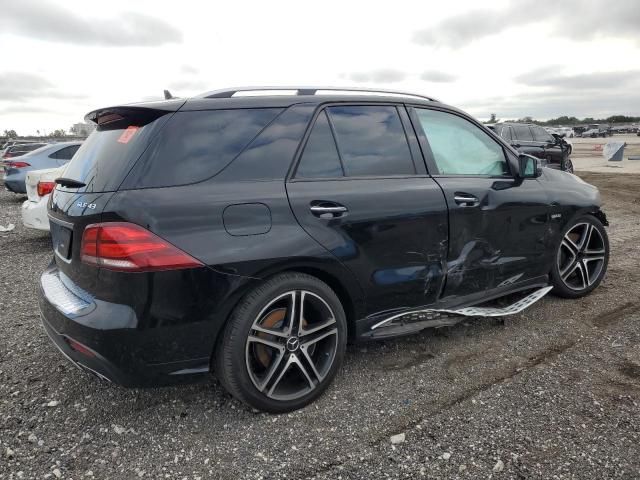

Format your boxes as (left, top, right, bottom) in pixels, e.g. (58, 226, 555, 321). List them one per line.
(50, 221, 73, 260)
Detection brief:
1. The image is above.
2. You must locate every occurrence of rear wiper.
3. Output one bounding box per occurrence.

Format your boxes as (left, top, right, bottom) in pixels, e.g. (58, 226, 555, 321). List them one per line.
(55, 177, 86, 188)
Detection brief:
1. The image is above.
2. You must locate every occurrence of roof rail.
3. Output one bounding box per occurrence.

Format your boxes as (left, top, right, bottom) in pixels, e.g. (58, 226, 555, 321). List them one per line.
(195, 86, 439, 102)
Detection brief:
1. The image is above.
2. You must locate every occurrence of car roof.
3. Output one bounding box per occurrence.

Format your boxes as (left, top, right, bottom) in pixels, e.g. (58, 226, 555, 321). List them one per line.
(496, 122, 541, 127)
(47, 141, 83, 147)
(22, 142, 81, 157)
(85, 87, 468, 123)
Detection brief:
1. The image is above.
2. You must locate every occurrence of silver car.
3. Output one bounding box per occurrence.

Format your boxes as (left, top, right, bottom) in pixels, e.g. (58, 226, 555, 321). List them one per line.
(2, 142, 81, 193)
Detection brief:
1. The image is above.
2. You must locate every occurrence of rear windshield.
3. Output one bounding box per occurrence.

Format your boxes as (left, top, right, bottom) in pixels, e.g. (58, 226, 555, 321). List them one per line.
(11, 144, 44, 153)
(60, 112, 170, 192)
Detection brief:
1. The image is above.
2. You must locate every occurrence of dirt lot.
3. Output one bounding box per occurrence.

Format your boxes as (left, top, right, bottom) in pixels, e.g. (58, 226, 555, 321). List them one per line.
(571, 134, 640, 174)
(1, 172, 640, 480)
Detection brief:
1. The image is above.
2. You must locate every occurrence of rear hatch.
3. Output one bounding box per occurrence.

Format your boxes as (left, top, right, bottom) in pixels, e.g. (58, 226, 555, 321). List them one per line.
(48, 101, 182, 290)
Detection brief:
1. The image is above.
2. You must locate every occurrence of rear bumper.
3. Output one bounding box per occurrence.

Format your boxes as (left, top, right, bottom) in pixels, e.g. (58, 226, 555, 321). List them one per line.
(38, 264, 212, 387)
(4, 177, 26, 193)
(22, 198, 50, 231)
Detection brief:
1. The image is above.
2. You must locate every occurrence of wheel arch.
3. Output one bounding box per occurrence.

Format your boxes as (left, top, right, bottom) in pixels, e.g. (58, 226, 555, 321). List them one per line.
(588, 208, 609, 227)
(210, 259, 365, 366)
(286, 265, 360, 341)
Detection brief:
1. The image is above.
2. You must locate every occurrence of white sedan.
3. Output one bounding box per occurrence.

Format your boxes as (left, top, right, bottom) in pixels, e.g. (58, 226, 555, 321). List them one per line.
(21, 165, 65, 231)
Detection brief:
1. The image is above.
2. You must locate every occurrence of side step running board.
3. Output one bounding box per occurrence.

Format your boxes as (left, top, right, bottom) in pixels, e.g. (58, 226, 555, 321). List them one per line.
(434, 286, 553, 317)
(371, 286, 553, 333)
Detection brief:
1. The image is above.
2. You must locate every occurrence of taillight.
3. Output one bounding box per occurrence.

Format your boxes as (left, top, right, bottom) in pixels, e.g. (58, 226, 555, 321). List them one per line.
(37, 181, 56, 197)
(80, 222, 204, 272)
(6, 161, 30, 168)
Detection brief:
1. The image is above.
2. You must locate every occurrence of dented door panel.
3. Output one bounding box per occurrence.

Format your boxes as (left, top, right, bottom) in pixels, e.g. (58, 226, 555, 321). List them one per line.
(434, 176, 553, 299)
(288, 177, 449, 316)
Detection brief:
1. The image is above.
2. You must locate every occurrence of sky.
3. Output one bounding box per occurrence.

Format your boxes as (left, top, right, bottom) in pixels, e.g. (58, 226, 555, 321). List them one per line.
(1, 0, 639, 135)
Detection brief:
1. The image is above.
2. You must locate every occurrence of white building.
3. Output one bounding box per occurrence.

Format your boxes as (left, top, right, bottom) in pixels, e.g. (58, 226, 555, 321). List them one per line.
(71, 122, 96, 137)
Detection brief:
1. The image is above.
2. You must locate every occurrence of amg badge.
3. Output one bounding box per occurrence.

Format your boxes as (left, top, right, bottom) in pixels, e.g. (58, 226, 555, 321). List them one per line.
(77, 202, 97, 209)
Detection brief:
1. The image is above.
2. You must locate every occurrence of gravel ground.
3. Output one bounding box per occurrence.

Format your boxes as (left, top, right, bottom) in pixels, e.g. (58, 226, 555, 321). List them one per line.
(1, 172, 640, 480)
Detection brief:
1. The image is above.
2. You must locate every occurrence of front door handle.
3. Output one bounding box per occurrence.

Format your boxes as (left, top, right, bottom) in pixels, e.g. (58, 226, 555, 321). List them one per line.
(453, 193, 480, 207)
(310, 203, 348, 218)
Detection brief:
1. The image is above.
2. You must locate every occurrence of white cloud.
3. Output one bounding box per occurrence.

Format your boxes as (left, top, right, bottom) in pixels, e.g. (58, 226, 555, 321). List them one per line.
(0, 0, 639, 134)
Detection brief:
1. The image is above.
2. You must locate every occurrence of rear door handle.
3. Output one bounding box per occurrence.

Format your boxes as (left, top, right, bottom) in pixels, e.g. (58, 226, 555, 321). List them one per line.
(310, 203, 348, 218)
(453, 193, 480, 207)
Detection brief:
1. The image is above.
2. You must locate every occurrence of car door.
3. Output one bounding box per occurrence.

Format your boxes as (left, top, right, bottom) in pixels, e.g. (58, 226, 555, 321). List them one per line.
(286, 104, 449, 316)
(409, 107, 551, 300)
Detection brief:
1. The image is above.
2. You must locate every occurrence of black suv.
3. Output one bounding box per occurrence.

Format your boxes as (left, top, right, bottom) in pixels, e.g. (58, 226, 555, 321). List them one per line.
(39, 87, 609, 412)
(492, 122, 573, 172)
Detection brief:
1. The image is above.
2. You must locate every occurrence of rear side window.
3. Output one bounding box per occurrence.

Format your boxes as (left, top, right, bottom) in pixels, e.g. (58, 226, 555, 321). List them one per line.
(296, 112, 343, 178)
(49, 145, 80, 160)
(128, 108, 282, 188)
(327, 106, 415, 177)
(512, 125, 534, 141)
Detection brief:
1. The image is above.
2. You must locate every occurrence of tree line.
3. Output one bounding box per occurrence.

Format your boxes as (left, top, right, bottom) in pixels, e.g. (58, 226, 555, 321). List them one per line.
(487, 114, 640, 125)
(2, 129, 68, 139)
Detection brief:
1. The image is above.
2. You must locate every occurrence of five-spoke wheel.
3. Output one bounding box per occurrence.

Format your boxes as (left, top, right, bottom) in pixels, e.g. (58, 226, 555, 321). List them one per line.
(245, 290, 339, 401)
(551, 215, 609, 298)
(215, 273, 346, 413)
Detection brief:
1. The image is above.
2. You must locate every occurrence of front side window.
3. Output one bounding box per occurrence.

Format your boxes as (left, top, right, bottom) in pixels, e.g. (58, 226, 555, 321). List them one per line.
(533, 127, 554, 142)
(326, 105, 415, 177)
(414, 108, 509, 176)
(499, 125, 512, 141)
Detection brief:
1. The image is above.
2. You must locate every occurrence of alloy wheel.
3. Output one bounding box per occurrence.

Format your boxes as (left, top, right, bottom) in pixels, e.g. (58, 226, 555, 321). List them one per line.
(564, 158, 574, 173)
(245, 290, 338, 401)
(557, 222, 606, 291)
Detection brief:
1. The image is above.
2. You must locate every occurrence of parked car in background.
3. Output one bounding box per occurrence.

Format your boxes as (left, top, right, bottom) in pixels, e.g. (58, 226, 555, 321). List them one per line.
(555, 127, 575, 138)
(581, 124, 610, 137)
(2, 142, 48, 159)
(3, 141, 81, 193)
(39, 87, 609, 413)
(492, 122, 573, 172)
(22, 166, 65, 231)
(1, 140, 41, 154)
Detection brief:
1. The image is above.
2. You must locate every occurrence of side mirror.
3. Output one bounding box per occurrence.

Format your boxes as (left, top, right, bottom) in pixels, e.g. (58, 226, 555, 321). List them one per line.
(518, 154, 542, 178)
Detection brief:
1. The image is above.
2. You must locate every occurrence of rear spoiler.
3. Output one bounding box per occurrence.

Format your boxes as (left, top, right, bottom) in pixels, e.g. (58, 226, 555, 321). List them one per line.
(84, 99, 186, 125)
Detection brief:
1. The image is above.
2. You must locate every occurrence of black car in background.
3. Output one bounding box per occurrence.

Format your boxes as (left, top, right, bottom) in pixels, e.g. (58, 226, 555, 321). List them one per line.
(492, 122, 573, 172)
(38, 87, 609, 412)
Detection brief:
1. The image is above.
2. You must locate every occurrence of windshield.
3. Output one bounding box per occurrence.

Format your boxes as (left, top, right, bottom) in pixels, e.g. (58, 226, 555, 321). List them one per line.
(60, 111, 170, 193)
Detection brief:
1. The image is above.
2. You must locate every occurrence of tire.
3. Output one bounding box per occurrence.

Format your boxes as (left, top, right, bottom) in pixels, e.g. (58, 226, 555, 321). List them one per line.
(550, 215, 609, 299)
(214, 272, 347, 413)
(563, 157, 574, 173)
